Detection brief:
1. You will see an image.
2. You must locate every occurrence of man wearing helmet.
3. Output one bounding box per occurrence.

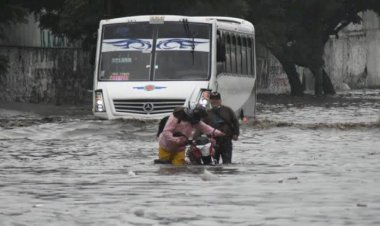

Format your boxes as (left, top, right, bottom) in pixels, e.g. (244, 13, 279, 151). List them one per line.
(156, 106, 225, 165)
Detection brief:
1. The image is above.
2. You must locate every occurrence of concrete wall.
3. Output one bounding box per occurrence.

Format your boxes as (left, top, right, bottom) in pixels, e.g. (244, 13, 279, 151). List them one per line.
(256, 45, 291, 94)
(0, 47, 92, 104)
(258, 10, 380, 94)
(324, 10, 380, 90)
(0, 14, 91, 104)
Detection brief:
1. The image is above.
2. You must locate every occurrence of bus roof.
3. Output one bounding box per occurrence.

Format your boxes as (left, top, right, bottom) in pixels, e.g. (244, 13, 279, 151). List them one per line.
(100, 15, 254, 35)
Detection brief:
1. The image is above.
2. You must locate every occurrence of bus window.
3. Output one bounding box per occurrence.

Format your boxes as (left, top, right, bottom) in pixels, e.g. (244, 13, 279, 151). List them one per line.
(230, 34, 237, 74)
(247, 38, 252, 76)
(225, 33, 232, 73)
(216, 30, 226, 62)
(241, 36, 248, 75)
(252, 37, 256, 78)
(216, 30, 226, 75)
(154, 22, 211, 81)
(236, 35, 242, 74)
(221, 33, 227, 73)
(99, 22, 154, 81)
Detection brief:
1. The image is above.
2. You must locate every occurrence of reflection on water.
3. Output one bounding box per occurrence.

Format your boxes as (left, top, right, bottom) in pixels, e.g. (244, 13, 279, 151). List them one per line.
(1, 92, 380, 225)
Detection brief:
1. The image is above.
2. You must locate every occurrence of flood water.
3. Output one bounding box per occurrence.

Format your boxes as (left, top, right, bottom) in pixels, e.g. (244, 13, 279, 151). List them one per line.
(0, 90, 379, 226)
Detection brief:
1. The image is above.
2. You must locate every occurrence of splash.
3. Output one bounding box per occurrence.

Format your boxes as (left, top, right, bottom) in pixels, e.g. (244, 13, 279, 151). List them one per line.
(200, 169, 219, 181)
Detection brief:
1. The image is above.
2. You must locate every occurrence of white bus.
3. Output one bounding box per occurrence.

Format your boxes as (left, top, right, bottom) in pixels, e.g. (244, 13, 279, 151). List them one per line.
(93, 15, 256, 119)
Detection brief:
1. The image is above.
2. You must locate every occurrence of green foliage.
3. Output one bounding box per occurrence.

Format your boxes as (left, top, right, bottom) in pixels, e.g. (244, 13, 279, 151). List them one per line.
(4, 0, 380, 94)
(0, 0, 29, 74)
(22, 0, 248, 48)
(247, 0, 380, 95)
(0, 0, 27, 26)
(249, 0, 380, 64)
(0, 1, 28, 41)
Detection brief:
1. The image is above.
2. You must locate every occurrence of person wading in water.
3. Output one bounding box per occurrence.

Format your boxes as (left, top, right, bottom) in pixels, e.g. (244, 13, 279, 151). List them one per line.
(156, 106, 225, 165)
(204, 92, 239, 164)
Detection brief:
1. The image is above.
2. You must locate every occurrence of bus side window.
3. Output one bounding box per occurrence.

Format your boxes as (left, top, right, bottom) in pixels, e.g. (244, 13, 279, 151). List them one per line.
(242, 36, 248, 75)
(236, 35, 242, 74)
(225, 33, 232, 73)
(247, 38, 252, 76)
(231, 35, 237, 74)
(216, 30, 226, 75)
(251, 37, 256, 78)
(217, 31, 226, 62)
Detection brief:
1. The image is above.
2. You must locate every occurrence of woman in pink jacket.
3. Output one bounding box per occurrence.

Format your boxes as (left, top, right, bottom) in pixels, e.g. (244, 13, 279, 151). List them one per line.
(157, 106, 225, 165)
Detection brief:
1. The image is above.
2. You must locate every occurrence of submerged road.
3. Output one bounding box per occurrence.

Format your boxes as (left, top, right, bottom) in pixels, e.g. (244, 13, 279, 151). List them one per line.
(0, 90, 379, 225)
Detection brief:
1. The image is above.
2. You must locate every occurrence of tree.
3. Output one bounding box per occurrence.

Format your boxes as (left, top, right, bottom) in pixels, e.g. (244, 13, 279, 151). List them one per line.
(23, 0, 247, 48)
(14, 0, 380, 96)
(247, 0, 380, 95)
(0, 0, 29, 75)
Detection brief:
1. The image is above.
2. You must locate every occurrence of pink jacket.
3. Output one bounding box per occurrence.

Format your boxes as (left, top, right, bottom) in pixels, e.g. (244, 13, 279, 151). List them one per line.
(158, 114, 223, 152)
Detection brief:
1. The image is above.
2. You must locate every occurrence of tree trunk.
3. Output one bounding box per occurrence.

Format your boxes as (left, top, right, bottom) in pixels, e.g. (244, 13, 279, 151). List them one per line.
(271, 51, 304, 96)
(313, 67, 323, 96)
(281, 61, 304, 96)
(308, 64, 323, 96)
(322, 69, 336, 95)
(310, 66, 336, 95)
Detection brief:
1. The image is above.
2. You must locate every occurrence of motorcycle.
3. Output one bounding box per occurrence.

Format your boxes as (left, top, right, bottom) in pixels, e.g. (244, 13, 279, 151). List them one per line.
(185, 135, 216, 165)
(154, 132, 216, 165)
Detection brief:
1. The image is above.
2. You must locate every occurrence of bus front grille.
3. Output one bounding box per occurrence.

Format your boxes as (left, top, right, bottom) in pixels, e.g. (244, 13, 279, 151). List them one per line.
(113, 99, 186, 115)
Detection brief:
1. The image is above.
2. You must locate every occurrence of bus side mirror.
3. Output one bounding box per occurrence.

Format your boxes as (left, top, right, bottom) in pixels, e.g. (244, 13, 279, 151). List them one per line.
(217, 40, 226, 62)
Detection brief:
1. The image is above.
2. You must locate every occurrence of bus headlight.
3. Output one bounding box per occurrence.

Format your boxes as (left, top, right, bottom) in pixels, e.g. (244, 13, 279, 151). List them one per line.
(95, 90, 106, 112)
(198, 90, 211, 108)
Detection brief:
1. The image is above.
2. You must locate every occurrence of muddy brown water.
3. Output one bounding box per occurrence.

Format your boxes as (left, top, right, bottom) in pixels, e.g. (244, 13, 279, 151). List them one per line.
(0, 90, 379, 225)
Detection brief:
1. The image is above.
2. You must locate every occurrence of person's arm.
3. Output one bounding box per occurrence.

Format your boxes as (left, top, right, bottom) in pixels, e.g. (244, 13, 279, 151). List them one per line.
(195, 121, 225, 137)
(161, 115, 187, 144)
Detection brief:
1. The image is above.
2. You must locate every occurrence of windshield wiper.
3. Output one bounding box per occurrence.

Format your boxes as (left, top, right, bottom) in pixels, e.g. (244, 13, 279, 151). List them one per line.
(182, 19, 195, 65)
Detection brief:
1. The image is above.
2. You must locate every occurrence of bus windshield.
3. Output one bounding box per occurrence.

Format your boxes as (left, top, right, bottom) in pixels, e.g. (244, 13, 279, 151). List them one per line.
(154, 22, 210, 81)
(98, 21, 211, 81)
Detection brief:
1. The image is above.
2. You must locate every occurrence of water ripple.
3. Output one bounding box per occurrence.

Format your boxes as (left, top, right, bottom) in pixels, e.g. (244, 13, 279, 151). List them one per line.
(1, 93, 380, 225)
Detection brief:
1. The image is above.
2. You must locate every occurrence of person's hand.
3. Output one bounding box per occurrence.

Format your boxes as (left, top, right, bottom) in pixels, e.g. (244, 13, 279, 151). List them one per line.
(176, 137, 187, 145)
(208, 129, 224, 138)
(210, 138, 216, 146)
(210, 146, 215, 157)
(232, 135, 238, 141)
(186, 139, 193, 145)
(215, 130, 225, 137)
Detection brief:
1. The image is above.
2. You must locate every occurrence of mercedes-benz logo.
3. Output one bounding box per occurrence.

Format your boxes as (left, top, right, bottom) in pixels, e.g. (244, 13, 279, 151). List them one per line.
(142, 103, 154, 113)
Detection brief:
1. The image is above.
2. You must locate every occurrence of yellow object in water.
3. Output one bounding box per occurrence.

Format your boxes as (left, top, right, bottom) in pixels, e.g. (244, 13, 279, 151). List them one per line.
(158, 146, 185, 166)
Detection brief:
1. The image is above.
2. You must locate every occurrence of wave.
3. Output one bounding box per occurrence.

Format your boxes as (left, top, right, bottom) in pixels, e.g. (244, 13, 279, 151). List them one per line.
(0, 117, 63, 129)
(2, 116, 379, 131)
(249, 119, 380, 130)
